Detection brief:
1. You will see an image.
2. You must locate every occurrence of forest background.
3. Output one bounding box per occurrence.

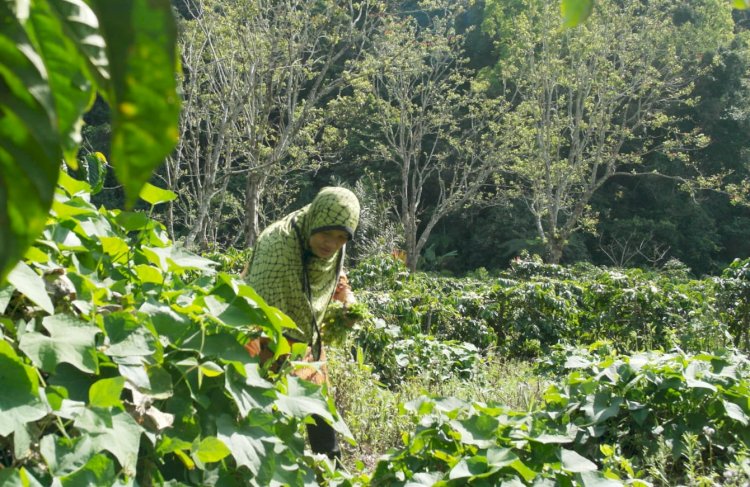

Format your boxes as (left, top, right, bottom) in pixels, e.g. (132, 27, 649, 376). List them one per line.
(75, 0, 750, 277)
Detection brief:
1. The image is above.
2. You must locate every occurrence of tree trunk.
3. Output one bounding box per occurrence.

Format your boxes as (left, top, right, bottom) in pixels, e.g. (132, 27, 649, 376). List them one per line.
(244, 172, 264, 248)
(546, 238, 564, 265)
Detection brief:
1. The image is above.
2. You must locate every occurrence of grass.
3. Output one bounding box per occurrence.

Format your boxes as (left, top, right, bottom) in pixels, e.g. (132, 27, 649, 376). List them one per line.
(325, 343, 545, 472)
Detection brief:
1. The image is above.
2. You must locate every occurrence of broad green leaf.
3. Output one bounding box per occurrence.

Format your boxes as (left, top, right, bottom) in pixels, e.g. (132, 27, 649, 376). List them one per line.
(486, 448, 518, 468)
(88, 377, 125, 408)
(561, 0, 593, 28)
(224, 367, 275, 418)
(0, 286, 14, 314)
(191, 436, 231, 464)
(582, 393, 622, 424)
(87, 0, 179, 208)
(723, 400, 749, 426)
(509, 458, 536, 482)
(578, 471, 624, 487)
(134, 264, 163, 284)
(58, 453, 116, 487)
(0, 467, 44, 487)
(449, 457, 488, 479)
(115, 211, 149, 231)
(0, 4, 61, 284)
(561, 448, 597, 473)
(102, 312, 158, 358)
(733, 0, 750, 9)
(199, 361, 223, 378)
(27, 0, 97, 166)
(19, 314, 99, 373)
(7, 261, 54, 314)
(57, 171, 91, 197)
(100, 236, 130, 264)
(275, 376, 334, 422)
(73, 408, 142, 477)
(0, 341, 48, 437)
(450, 415, 499, 448)
(216, 414, 277, 476)
(139, 182, 176, 206)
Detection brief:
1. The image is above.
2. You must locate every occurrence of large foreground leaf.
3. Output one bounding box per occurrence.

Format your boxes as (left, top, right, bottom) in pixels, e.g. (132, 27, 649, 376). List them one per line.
(0, 341, 48, 437)
(88, 0, 180, 207)
(0, 2, 62, 283)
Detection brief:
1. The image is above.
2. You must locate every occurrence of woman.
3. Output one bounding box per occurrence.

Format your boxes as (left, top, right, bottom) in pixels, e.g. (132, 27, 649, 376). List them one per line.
(244, 186, 360, 460)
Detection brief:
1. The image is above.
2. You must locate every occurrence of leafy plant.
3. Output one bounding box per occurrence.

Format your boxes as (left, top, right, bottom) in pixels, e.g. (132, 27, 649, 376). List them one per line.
(1, 0, 180, 282)
(0, 179, 353, 485)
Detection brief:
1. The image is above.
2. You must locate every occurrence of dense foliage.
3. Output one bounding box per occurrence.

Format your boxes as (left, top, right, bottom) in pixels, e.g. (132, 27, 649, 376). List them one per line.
(0, 180, 353, 485)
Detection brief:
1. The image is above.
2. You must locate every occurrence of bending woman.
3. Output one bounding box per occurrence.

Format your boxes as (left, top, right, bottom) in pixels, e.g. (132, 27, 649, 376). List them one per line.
(245, 186, 360, 460)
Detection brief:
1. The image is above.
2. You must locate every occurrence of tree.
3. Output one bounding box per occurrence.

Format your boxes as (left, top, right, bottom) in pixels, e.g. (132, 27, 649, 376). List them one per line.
(163, 0, 385, 250)
(483, 0, 735, 263)
(0, 0, 180, 282)
(344, 1, 512, 271)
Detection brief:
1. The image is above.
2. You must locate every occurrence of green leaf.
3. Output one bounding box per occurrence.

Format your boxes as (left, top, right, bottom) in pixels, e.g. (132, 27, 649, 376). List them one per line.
(732, 0, 750, 9)
(216, 415, 276, 476)
(19, 313, 100, 373)
(0, 286, 12, 314)
(87, 0, 180, 208)
(275, 376, 334, 423)
(561, 0, 593, 28)
(0, 5, 62, 284)
(7, 261, 54, 314)
(191, 436, 231, 464)
(134, 264, 163, 284)
(102, 312, 158, 358)
(100, 236, 130, 264)
(40, 434, 95, 477)
(73, 408, 142, 477)
(58, 453, 116, 487)
(0, 341, 48, 437)
(722, 400, 749, 426)
(57, 171, 91, 197)
(561, 448, 597, 473)
(509, 458, 536, 483)
(224, 367, 275, 418)
(27, 0, 98, 166)
(578, 471, 624, 487)
(450, 415, 499, 448)
(138, 182, 176, 206)
(0, 467, 44, 487)
(88, 377, 125, 409)
(449, 457, 488, 479)
(115, 211, 150, 231)
(485, 447, 518, 468)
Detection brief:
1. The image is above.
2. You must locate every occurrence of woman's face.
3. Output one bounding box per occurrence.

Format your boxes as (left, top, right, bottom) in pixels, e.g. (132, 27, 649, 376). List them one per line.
(309, 229, 348, 259)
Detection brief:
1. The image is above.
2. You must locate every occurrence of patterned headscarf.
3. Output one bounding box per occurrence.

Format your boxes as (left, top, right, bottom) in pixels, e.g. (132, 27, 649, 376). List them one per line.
(246, 187, 360, 347)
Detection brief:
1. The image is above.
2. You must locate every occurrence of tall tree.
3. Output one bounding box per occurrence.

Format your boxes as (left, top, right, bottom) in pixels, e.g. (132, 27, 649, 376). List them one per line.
(482, 0, 735, 263)
(343, 1, 512, 271)
(165, 0, 384, 249)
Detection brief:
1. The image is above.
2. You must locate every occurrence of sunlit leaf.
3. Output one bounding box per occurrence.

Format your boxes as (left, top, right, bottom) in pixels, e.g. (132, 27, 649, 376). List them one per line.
(0, 341, 48, 437)
(0, 4, 62, 284)
(87, 0, 180, 208)
(561, 448, 597, 472)
(7, 260, 54, 313)
(138, 182, 177, 206)
(191, 436, 231, 464)
(27, 0, 97, 166)
(88, 377, 125, 409)
(58, 453, 116, 487)
(73, 408, 142, 477)
(561, 0, 593, 28)
(19, 313, 100, 373)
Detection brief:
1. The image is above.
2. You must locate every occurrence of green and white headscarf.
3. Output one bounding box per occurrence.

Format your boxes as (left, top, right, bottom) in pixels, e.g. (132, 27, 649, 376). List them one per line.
(246, 187, 360, 349)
